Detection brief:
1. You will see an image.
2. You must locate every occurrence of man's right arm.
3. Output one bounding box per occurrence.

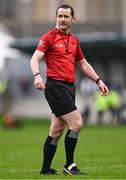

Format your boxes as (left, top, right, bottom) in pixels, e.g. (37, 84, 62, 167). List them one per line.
(30, 50, 45, 90)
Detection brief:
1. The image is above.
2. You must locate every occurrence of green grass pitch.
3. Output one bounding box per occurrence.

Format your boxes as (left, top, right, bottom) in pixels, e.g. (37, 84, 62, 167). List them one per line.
(0, 118, 126, 179)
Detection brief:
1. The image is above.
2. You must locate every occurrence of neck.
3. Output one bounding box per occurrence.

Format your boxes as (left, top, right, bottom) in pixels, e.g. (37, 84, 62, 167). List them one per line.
(56, 25, 69, 34)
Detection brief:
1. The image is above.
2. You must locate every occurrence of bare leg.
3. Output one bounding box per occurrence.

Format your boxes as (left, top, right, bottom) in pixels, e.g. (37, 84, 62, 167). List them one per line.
(49, 113, 66, 138)
(61, 109, 83, 132)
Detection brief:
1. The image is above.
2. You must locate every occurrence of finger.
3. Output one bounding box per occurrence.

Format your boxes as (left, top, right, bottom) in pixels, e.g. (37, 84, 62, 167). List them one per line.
(37, 87, 43, 91)
(34, 83, 42, 89)
(102, 87, 109, 96)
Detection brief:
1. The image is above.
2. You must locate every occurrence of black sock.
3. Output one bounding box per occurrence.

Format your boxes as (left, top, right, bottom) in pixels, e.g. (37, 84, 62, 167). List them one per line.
(65, 129, 79, 167)
(41, 135, 58, 173)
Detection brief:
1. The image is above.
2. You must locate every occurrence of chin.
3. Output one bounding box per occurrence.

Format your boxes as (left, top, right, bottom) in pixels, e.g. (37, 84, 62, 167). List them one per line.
(60, 25, 68, 30)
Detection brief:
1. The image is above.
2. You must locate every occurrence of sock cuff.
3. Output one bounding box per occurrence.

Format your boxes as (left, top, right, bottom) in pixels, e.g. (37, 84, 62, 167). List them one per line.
(66, 129, 79, 139)
(48, 135, 58, 146)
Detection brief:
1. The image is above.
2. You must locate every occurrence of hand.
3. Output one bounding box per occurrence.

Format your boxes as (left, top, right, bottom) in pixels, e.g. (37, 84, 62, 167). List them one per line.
(34, 74, 45, 91)
(98, 80, 109, 96)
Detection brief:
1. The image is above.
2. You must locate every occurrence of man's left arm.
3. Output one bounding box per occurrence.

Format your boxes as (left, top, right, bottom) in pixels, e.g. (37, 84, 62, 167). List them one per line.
(77, 59, 109, 96)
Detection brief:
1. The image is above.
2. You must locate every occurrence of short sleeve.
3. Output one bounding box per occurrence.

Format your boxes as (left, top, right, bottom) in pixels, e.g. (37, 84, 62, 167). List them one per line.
(36, 34, 49, 53)
(75, 38, 85, 61)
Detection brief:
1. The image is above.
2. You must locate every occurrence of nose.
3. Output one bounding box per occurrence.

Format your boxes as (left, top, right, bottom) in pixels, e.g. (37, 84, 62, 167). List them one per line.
(61, 16, 65, 21)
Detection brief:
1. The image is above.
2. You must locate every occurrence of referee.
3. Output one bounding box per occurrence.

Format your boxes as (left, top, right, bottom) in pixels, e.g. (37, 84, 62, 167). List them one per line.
(30, 4, 109, 175)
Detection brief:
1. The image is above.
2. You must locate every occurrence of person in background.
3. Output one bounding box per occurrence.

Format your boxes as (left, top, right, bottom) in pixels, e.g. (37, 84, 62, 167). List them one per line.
(30, 4, 109, 175)
(96, 83, 120, 124)
(80, 77, 98, 124)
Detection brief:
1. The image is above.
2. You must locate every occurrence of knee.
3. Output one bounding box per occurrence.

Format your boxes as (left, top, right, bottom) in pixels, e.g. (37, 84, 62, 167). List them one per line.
(74, 121, 83, 131)
(70, 118, 83, 132)
(50, 127, 64, 139)
(71, 111, 84, 131)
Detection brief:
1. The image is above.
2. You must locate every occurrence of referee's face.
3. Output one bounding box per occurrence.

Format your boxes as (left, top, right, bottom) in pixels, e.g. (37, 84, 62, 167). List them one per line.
(56, 8, 75, 32)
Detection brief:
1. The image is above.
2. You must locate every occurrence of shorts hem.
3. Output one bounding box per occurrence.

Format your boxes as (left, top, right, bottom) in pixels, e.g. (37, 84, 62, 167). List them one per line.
(54, 107, 77, 117)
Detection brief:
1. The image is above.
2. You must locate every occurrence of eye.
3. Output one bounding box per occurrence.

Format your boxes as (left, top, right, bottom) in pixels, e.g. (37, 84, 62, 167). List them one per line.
(58, 15, 63, 18)
(57, 15, 70, 18)
(64, 15, 69, 18)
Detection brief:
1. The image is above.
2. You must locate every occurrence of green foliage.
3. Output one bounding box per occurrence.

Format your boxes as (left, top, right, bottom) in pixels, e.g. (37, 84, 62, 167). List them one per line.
(0, 118, 126, 179)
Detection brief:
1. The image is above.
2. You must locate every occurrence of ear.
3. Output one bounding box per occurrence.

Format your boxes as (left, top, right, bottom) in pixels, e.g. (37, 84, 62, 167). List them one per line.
(55, 15, 58, 23)
(72, 16, 76, 23)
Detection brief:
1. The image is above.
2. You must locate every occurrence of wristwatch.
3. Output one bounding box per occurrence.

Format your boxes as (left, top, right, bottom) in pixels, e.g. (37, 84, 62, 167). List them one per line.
(95, 77, 101, 84)
(34, 72, 40, 77)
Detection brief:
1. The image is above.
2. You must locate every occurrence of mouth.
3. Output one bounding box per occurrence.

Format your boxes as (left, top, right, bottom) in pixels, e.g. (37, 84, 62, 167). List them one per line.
(60, 23, 68, 27)
(60, 23, 67, 25)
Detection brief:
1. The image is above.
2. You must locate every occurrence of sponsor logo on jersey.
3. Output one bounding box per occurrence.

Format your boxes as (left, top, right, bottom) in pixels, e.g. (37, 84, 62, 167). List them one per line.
(55, 43, 64, 47)
(38, 40, 45, 47)
(73, 45, 77, 48)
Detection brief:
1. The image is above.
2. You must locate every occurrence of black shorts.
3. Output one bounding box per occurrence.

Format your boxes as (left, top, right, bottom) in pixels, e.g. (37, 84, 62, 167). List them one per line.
(44, 78, 77, 117)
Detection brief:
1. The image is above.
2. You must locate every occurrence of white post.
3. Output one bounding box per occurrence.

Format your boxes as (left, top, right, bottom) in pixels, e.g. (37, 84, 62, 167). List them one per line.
(49, 0, 60, 22)
(76, 0, 87, 23)
(21, 0, 32, 37)
(122, 0, 126, 38)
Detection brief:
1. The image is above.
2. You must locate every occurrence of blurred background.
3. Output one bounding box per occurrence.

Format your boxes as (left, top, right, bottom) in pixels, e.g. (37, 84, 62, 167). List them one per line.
(0, 0, 126, 126)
